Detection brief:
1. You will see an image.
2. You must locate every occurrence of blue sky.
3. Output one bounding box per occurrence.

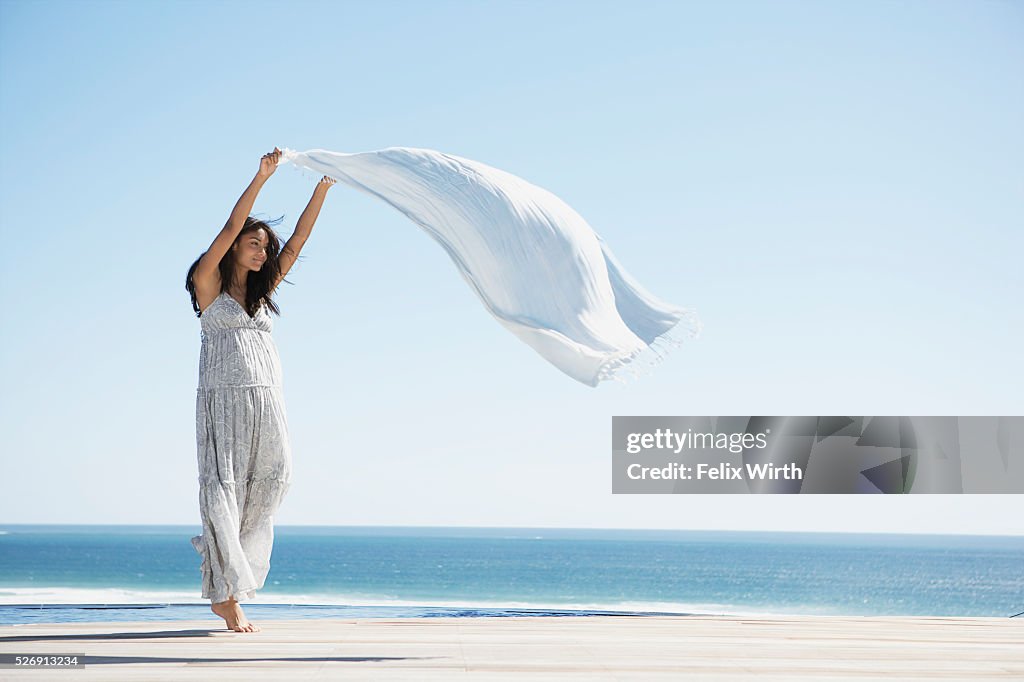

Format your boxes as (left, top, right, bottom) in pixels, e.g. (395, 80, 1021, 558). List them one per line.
(1, 0, 1021, 534)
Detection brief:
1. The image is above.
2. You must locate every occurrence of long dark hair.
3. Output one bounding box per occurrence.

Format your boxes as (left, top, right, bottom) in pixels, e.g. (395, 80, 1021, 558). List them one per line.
(185, 215, 295, 318)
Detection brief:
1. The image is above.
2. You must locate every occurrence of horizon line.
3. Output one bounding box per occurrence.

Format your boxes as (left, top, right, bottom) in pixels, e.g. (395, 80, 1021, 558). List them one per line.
(1, 523, 1021, 538)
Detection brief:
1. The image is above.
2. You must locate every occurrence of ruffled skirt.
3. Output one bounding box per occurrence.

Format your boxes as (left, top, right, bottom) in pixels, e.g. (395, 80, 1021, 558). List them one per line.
(191, 384, 292, 603)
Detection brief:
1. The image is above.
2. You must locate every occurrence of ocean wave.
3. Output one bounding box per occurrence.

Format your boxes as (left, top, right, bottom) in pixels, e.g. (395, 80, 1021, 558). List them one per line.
(0, 586, 820, 618)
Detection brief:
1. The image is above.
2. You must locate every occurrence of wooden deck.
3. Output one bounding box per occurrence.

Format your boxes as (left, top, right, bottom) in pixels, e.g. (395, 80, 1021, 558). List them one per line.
(2, 615, 1021, 680)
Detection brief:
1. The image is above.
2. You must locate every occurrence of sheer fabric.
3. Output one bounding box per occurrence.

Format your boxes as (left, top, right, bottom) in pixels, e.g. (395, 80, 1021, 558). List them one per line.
(279, 146, 701, 386)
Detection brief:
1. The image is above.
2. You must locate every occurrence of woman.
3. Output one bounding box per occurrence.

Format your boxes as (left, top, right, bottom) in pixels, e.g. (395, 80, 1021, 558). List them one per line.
(184, 147, 335, 632)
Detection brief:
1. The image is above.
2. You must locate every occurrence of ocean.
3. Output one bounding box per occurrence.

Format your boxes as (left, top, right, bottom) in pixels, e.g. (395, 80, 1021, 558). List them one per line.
(1, 525, 1021, 625)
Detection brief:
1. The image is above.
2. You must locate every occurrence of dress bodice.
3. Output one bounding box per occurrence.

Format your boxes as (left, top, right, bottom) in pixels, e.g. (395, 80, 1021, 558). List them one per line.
(198, 292, 282, 389)
(200, 291, 273, 333)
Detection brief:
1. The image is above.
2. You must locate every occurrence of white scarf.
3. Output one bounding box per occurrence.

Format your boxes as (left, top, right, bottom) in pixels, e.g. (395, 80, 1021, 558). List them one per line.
(278, 146, 701, 386)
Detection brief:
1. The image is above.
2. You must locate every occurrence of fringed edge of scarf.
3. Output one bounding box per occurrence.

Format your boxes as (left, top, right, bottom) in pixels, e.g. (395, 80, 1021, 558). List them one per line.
(594, 308, 703, 386)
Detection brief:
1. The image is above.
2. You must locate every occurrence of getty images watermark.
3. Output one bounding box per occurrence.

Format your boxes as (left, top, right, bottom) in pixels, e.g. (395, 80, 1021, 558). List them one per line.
(612, 416, 1023, 494)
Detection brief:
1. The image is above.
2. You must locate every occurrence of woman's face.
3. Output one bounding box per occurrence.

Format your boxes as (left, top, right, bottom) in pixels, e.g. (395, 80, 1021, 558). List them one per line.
(234, 229, 269, 271)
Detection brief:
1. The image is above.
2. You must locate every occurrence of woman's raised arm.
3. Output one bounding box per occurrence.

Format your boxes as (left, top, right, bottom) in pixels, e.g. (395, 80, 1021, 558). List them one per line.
(273, 175, 337, 291)
(193, 148, 281, 290)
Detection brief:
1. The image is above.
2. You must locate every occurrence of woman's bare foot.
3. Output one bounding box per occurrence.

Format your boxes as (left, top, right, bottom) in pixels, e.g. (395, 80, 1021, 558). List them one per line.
(211, 597, 261, 632)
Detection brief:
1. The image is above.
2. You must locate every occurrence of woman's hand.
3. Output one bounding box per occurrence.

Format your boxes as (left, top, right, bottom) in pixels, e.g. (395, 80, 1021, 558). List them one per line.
(317, 175, 337, 191)
(258, 147, 282, 178)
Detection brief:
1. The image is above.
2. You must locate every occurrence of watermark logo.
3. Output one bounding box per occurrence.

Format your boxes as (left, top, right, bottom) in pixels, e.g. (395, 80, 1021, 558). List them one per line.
(612, 416, 1023, 494)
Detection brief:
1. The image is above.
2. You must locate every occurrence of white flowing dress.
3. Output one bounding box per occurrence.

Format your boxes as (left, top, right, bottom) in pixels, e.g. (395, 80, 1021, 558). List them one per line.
(190, 291, 293, 603)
